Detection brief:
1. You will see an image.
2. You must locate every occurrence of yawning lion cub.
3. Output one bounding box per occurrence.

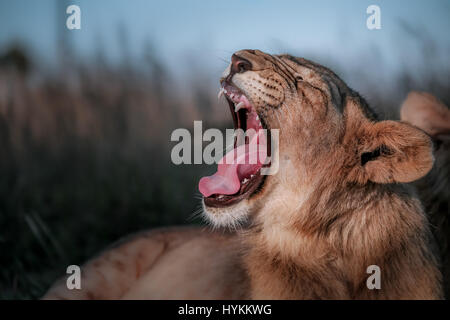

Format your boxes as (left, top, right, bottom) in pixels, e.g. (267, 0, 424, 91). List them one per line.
(44, 50, 442, 300)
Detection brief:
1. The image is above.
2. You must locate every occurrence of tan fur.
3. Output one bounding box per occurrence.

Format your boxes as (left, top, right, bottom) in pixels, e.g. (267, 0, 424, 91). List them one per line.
(44, 50, 443, 300)
(401, 92, 450, 138)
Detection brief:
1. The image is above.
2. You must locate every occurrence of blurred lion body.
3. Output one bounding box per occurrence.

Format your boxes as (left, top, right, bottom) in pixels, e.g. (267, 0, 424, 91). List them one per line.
(401, 92, 450, 298)
(44, 227, 248, 299)
(44, 51, 443, 300)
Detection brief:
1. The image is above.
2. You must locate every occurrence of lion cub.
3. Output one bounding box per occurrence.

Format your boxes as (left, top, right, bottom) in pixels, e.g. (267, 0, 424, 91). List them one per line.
(401, 92, 449, 298)
(44, 50, 443, 300)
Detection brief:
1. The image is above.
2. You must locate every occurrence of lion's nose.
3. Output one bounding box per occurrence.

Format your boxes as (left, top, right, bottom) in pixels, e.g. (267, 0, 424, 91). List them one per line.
(231, 54, 252, 74)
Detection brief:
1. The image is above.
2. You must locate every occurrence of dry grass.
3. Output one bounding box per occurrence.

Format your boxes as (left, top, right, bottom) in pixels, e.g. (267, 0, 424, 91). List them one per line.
(0, 48, 227, 299)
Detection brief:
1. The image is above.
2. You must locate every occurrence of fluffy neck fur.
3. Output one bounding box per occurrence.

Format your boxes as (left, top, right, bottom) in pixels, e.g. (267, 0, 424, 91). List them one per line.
(242, 180, 442, 299)
(240, 101, 442, 299)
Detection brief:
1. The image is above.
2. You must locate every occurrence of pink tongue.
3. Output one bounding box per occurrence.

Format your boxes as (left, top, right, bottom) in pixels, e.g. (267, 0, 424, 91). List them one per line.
(199, 130, 267, 197)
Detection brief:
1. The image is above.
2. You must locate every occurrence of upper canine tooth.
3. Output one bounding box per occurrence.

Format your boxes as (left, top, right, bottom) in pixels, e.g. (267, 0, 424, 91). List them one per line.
(218, 88, 224, 100)
(235, 101, 245, 112)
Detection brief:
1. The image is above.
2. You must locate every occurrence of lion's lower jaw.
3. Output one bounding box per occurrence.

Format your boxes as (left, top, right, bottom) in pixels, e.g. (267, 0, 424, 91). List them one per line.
(202, 199, 251, 230)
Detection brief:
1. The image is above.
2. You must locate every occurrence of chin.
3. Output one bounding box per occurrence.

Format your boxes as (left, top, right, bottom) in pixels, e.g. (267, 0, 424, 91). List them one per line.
(201, 198, 252, 229)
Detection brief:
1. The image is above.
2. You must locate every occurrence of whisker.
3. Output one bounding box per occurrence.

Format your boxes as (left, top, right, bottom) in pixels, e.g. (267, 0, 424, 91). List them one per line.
(187, 200, 204, 221)
(217, 56, 230, 65)
(271, 107, 282, 127)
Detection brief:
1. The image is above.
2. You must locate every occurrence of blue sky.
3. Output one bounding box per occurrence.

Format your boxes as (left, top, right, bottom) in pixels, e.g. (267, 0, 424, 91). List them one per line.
(0, 0, 449, 77)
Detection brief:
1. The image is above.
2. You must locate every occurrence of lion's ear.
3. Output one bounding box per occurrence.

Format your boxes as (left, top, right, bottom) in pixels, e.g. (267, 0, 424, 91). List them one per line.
(400, 91, 450, 140)
(360, 120, 434, 184)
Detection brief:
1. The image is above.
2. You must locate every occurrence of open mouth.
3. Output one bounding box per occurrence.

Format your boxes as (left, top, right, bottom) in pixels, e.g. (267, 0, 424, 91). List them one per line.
(199, 81, 270, 207)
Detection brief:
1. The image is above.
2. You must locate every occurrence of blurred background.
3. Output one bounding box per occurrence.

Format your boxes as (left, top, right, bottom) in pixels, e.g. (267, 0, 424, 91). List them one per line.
(0, 0, 449, 299)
